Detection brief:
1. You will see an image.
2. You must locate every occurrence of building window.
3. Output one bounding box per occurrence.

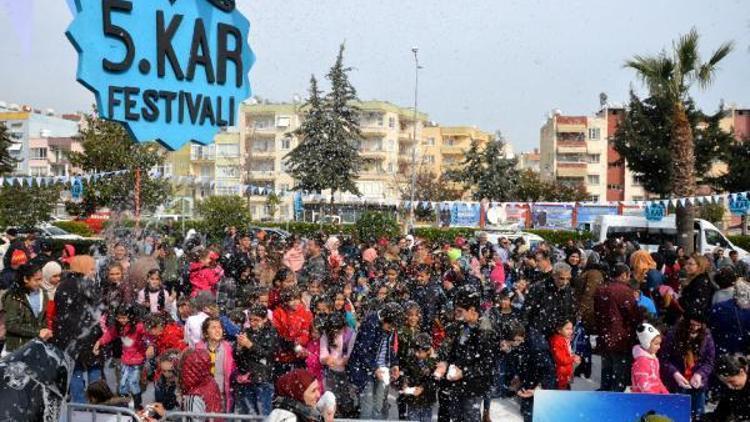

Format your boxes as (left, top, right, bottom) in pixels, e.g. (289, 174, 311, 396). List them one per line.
(281, 137, 291, 150)
(200, 165, 212, 177)
(10, 122, 22, 128)
(607, 184, 623, 190)
(217, 144, 240, 157)
(632, 196, 644, 201)
(253, 118, 274, 129)
(589, 195, 599, 202)
(632, 175, 644, 186)
(446, 138, 455, 146)
(276, 116, 291, 128)
(425, 155, 435, 164)
(588, 128, 601, 140)
(425, 137, 435, 146)
(30, 148, 47, 159)
(216, 166, 239, 178)
(191, 144, 215, 160)
(608, 161, 623, 168)
(587, 175, 600, 185)
(388, 117, 395, 128)
(30, 166, 48, 176)
(587, 154, 600, 163)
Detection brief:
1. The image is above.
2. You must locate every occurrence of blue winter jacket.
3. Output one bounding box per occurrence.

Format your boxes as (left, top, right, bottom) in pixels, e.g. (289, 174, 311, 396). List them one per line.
(709, 299, 750, 355)
(347, 312, 399, 391)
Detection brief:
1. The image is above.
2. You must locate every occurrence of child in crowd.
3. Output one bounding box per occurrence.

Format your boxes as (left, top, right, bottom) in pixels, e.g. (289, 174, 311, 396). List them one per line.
(138, 269, 175, 316)
(631, 323, 668, 394)
(196, 316, 235, 412)
(154, 350, 182, 410)
(189, 250, 223, 298)
(234, 304, 278, 416)
(94, 305, 147, 409)
(400, 333, 437, 422)
(548, 318, 580, 390)
(320, 311, 357, 417)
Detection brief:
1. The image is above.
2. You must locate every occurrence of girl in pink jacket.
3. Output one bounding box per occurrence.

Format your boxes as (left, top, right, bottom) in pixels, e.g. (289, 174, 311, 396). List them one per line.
(189, 250, 224, 297)
(631, 323, 669, 394)
(93, 305, 148, 408)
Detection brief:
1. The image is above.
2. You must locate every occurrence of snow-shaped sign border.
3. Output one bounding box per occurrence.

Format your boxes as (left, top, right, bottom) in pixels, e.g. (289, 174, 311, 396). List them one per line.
(66, 0, 254, 150)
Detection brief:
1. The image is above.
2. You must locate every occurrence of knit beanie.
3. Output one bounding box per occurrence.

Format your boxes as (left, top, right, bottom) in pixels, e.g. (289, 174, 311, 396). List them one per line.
(10, 250, 28, 267)
(636, 323, 660, 350)
(275, 369, 316, 403)
(68, 255, 96, 276)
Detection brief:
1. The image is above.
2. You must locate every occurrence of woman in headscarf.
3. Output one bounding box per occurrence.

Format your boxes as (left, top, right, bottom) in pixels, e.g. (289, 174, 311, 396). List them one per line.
(40, 261, 62, 302)
(180, 349, 223, 414)
(268, 369, 323, 422)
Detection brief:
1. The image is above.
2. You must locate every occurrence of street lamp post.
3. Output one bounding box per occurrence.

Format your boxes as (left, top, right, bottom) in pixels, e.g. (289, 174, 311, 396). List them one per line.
(408, 47, 420, 232)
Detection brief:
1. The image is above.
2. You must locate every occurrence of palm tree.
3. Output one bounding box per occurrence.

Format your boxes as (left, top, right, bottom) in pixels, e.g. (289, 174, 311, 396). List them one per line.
(625, 28, 733, 254)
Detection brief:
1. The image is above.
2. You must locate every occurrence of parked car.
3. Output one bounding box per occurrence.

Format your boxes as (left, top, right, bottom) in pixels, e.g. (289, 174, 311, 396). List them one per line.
(249, 226, 292, 241)
(11, 224, 84, 241)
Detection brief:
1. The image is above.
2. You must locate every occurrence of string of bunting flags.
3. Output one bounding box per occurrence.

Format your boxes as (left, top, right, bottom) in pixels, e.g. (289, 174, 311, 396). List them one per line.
(1, 168, 747, 217)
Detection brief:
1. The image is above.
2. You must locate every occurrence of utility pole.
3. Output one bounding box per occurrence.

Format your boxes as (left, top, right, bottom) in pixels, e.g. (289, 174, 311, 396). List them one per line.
(408, 47, 420, 233)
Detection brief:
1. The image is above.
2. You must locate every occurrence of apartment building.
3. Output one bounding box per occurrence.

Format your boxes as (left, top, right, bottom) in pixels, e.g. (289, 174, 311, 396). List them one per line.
(517, 148, 540, 172)
(420, 126, 493, 176)
(720, 105, 750, 141)
(0, 102, 80, 175)
(238, 100, 428, 221)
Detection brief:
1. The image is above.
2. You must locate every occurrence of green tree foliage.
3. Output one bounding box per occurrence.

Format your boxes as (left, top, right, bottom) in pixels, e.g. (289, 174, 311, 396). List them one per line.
(355, 211, 399, 242)
(624, 28, 733, 254)
(67, 113, 172, 215)
(0, 184, 62, 229)
(613, 93, 731, 196)
(0, 122, 17, 175)
(446, 134, 518, 201)
(698, 203, 725, 225)
(195, 195, 251, 240)
(709, 137, 750, 234)
(285, 44, 364, 212)
(514, 169, 590, 202)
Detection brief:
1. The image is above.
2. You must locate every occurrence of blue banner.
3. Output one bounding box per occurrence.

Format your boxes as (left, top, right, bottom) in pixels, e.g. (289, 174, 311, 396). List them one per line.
(576, 205, 618, 228)
(532, 204, 573, 229)
(450, 202, 481, 227)
(533, 390, 690, 422)
(293, 192, 304, 221)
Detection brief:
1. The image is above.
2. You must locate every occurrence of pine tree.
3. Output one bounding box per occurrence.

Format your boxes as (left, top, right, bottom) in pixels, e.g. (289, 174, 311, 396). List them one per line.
(446, 132, 518, 201)
(285, 44, 364, 214)
(0, 122, 17, 175)
(67, 112, 172, 215)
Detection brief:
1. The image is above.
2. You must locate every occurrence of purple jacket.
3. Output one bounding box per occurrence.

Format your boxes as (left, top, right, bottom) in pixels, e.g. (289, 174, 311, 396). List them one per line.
(658, 327, 715, 392)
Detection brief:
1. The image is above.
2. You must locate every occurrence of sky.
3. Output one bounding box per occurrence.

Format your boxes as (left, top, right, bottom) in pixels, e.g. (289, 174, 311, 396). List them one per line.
(0, 0, 749, 152)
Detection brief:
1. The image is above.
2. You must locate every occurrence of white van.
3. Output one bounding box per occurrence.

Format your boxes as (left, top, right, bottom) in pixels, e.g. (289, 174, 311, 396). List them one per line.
(480, 230, 546, 250)
(592, 215, 748, 258)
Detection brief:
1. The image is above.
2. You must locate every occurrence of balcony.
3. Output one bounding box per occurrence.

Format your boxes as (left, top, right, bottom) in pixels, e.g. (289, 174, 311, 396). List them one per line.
(248, 170, 276, 180)
(250, 148, 276, 157)
(441, 145, 466, 155)
(360, 147, 388, 160)
(556, 140, 587, 154)
(556, 162, 587, 178)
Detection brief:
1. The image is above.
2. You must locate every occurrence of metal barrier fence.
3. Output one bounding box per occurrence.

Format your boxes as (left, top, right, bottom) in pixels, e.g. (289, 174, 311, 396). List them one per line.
(64, 403, 412, 422)
(65, 403, 141, 421)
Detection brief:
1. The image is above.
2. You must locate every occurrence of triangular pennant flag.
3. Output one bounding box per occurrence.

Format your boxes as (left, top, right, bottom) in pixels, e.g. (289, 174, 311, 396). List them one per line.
(25, 177, 33, 186)
(0, 177, 4, 186)
(36, 177, 44, 186)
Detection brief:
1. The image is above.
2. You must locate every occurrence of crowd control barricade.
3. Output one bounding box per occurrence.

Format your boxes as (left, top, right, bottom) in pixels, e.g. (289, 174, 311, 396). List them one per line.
(65, 403, 141, 421)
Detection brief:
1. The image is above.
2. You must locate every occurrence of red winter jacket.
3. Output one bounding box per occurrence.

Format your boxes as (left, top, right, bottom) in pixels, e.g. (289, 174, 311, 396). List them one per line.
(272, 304, 313, 364)
(549, 333, 574, 389)
(99, 322, 147, 366)
(189, 262, 223, 297)
(594, 281, 642, 354)
(153, 322, 188, 353)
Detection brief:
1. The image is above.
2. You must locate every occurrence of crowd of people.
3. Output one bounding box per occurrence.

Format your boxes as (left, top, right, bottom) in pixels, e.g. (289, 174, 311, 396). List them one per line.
(0, 225, 749, 421)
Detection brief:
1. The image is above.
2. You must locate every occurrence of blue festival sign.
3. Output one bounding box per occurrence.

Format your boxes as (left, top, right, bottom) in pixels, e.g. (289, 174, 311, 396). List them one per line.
(729, 193, 750, 216)
(450, 202, 481, 227)
(66, 0, 255, 150)
(645, 202, 666, 222)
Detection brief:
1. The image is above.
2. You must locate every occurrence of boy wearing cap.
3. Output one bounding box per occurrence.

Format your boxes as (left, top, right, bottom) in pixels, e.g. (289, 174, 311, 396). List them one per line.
(631, 323, 668, 394)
